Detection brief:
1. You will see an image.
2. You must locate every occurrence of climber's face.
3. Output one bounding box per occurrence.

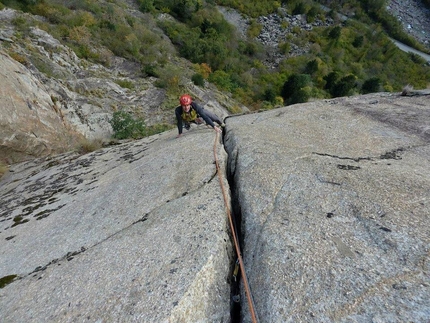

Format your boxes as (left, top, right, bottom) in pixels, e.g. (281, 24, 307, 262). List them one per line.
(182, 104, 191, 112)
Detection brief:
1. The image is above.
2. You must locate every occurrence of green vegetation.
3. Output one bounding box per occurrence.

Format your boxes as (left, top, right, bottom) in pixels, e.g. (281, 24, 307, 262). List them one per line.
(0, 275, 17, 289)
(109, 111, 171, 139)
(0, 161, 9, 179)
(76, 138, 104, 154)
(114, 79, 135, 90)
(2, 0, 172, 67)
(1, 0, 429, 110)
(110, 111, 148, 139)
(192, 73, 205, 86)
(281, 73, 311, 104)
(355, 0, 429, 53)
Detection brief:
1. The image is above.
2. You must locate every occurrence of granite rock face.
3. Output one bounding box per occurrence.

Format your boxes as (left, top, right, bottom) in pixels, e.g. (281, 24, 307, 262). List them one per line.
(0, 127, 232, 322)
(1, 92, 429, 323)
(0, 51, 85, 164)
(224, 92, 430, 322)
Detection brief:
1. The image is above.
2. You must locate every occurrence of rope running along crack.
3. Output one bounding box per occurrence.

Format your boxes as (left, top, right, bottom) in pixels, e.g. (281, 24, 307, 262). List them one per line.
(213, 131, 258, 323)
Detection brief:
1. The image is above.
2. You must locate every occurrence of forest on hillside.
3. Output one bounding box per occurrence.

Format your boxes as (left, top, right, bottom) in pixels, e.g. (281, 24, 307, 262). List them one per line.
(1, 0, 429, 110)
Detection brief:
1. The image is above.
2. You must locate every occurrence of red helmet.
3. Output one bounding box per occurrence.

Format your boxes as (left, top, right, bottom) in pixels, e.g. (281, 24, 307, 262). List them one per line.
(179, 94, 192, 106)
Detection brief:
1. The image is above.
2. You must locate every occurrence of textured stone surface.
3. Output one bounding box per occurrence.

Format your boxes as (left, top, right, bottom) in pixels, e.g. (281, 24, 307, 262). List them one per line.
(0, 128, 232, 322)
(0, 51, 84, 164)
(224, 92, 430, 322)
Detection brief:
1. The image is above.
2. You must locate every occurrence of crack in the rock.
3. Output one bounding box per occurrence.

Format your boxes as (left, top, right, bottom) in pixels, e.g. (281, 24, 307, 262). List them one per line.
(222, 130, 243, 323)
(313, 147, 408, 162)
(313, 152, 372, 162)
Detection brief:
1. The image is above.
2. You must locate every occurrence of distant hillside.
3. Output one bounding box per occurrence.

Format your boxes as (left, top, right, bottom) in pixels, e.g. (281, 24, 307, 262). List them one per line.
(1, 0, 429, 111)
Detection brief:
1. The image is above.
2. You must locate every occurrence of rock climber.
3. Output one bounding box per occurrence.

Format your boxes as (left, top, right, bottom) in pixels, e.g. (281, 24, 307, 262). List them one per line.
(175, 94, 224, 138)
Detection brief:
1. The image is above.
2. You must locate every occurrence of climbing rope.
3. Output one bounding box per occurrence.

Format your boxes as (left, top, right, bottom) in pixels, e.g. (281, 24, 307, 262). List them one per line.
(213, 131, 258, 323)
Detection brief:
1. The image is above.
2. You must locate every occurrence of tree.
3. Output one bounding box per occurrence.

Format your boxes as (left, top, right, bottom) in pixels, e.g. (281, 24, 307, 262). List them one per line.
(330, 74, 356, 97)
(292, 2, 306, 15)
(360, 0, 385, 14)
(305, 59, 319, 75)
(263, 87, 277, 103)
(328, 26, 342, 40)
(191, 73, 205, 86)
(353, 35, 364, 48)
(281, 73, 311, 105)
(323, 71, 338, 91)
(361, 77, 380, 94)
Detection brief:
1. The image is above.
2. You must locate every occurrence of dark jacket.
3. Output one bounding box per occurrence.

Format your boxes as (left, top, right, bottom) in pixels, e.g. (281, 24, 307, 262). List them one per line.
(175, 102, 215, 134)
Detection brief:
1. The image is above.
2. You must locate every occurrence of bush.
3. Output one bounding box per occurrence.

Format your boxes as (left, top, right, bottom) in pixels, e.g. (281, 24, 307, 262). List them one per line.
(110, 111, 147, 139)
(142, 63, 159, 77)
(76, 138, 104, 154)
(305, 59, 319, 75)
(323, 71, 338, 91)
(361, 77, 380, 94)
(408, 52, 426, 64)
(115, 79, 134, 89)
(137, 0, 155, 13)
(194, 63, 212, 78)
(208, 70, 234, 92)
(247, 19, 263, 38)
(0, 161, 8, 179)
(292, 2, 306, 15)
(8, 51, 28, 65)
(263, 87, 277, 103)
(191, 73, 205, 86)
(353, 35, 364, 48)
(330, 74, 356, 97)
(328, 26, 342, 40)
(281, 73, 311, 105)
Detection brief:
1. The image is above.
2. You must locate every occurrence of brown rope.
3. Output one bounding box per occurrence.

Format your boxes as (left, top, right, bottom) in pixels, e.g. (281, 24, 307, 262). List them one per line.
(213, 131, 258, 323)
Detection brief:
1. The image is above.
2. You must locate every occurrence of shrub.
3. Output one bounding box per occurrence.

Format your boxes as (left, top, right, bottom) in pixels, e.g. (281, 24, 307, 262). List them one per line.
(408, 52, 426, 64)
(323, 71, 338, 91)
(263, 87, 277, 103)
(11, 15, 32, 35)
(76, 138, 104, 154)
(328, 26, 342, 40)
(142, 63, 159, 77)
(0, 161, 8, 179)
(279, 41, 290, 54)
(137, 0, 155, 13)
(281, 73, 311, 105)
(208, 70, 234, 92)
(194, 63, 212, 78)
(191, 73, 205, 86)
(330, 74, 356, 97)
(306, 6, 320, 23)
(110, 111, 147, 139)
(115, 79, 134, 89)
(353, 35, 364, 48)
(292, 2, 306, 15)
(361, 77, 380, 94)
(247, 19, 262, 38)
(305, 59, 319, 75)
(8, 51, 28, 65)
(69, 26, 91, 45)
